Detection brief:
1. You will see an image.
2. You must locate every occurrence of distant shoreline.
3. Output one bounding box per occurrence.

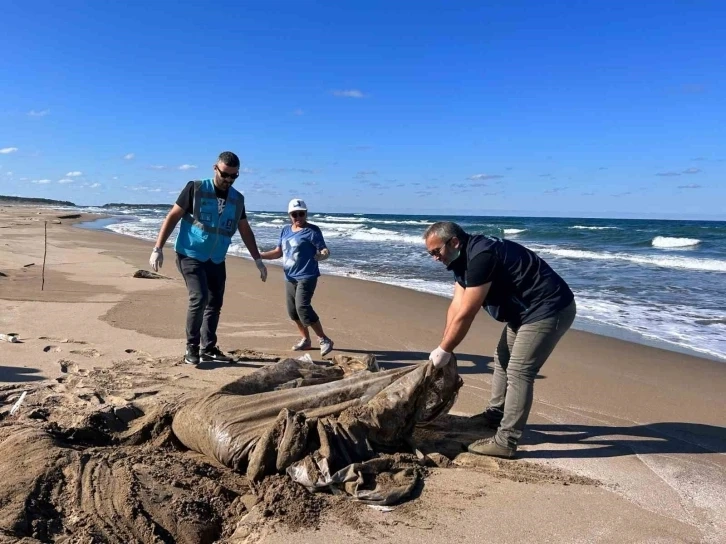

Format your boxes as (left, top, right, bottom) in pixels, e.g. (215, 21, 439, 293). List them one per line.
(2, 195, 725, 222)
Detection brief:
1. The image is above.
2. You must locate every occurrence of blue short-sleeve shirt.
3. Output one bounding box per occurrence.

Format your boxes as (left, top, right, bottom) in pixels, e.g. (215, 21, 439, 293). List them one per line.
(279, 223, 327, 281)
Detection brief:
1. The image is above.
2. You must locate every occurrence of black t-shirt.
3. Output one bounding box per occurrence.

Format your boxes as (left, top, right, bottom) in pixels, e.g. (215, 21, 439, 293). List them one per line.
(450, 234, 574, 327)
(175, 180, 246, 219)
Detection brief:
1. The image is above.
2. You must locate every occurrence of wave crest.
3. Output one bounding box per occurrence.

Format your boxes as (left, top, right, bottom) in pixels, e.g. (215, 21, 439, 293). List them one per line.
(652, 236, 701, 248)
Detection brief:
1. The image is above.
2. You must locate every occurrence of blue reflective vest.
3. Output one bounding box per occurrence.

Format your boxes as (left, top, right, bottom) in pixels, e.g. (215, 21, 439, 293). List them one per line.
(174, 179, 246, 264)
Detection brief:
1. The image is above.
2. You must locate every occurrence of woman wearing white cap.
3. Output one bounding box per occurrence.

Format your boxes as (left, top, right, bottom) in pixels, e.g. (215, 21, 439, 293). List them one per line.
(259, 198, 334, 357)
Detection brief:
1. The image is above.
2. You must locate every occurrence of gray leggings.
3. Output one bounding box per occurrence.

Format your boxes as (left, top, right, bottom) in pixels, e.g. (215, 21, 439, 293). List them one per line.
(286, 278, 319, 326)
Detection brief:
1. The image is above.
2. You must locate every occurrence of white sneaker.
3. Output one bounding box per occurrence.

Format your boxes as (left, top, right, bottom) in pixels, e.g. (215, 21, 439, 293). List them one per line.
(320, 337, 334, 357)
(292, 338, 311, 351)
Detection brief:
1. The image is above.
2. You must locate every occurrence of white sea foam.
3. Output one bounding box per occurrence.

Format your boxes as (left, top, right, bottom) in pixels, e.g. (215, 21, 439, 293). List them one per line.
(535, 246, 726, 273)
(652, 236, 701, 248)
(105, 222, 161, 242)
(503, 228, 527, 235)
(252, 221, 286, 229)
(570, 225, 619, 230)
(350, 228, 423, 245)
(315, 221, 365, 231)
(575, 292, 726, 361)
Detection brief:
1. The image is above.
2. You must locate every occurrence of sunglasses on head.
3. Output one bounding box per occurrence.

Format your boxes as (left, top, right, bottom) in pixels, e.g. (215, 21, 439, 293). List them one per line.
(215, 166, 239, 180)
(290, 211, 306, 218)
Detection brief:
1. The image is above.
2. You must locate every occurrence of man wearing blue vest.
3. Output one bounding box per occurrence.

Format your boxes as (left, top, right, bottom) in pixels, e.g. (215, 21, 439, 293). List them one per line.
(424, 221, 576, 459)
(149, 151, 267, 365)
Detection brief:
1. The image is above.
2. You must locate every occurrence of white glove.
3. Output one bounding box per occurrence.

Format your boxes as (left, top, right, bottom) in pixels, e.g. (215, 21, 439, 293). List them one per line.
(149, 247, 163, 272)
(314, 248, 330, 262)
(429, 346, 452, 369)
(255, 259, 268, 282)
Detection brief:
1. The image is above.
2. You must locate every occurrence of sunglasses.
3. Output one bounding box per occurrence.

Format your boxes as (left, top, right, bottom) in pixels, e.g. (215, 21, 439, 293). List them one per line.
(290, 211, 306, 218)
(215, 166, 239, 180)
(428, 238, 452, 257)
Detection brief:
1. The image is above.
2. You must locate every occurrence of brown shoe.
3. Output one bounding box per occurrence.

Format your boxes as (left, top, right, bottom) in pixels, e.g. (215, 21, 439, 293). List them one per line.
(468, 438, 516, 459)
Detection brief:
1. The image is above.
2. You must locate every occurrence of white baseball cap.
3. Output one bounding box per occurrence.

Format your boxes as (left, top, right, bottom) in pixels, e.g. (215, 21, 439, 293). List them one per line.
(288, 198, 308, 213)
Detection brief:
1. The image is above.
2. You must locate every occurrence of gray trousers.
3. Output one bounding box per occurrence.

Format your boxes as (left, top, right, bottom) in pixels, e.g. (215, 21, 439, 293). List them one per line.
(176, 252, 226, 349)
(489, 300, 577, 448)
(285, 278, 319, 327)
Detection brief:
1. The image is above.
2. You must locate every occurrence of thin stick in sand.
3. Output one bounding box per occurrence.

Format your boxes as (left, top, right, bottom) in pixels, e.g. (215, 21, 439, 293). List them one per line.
(42, 220, 47, 291)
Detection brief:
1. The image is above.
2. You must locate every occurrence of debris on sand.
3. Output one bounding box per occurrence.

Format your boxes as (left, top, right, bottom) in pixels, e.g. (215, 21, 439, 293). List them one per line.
(56, 213, 81, 219)
(0, 353, 600, 543)
(133, 269, 172, 279)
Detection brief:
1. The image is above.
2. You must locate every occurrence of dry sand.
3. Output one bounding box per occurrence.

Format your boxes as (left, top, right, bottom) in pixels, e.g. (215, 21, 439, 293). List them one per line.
(0, 206, 724, 543)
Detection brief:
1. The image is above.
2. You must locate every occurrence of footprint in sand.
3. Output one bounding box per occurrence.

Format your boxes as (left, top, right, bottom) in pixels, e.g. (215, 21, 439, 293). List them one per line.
(43, 345, 62, 353)
(70, 348, 102, 358)
(57, 359, 88, 376)
(58, 359, 79, 374)
(124, 348, 153, 359)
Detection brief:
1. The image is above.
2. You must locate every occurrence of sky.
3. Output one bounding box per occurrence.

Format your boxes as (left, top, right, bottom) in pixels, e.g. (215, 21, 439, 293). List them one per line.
(1, 1, 724, 219)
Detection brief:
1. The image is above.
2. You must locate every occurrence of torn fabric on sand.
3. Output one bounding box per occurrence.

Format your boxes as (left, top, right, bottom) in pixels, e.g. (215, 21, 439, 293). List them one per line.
(172, 354, 462, 505)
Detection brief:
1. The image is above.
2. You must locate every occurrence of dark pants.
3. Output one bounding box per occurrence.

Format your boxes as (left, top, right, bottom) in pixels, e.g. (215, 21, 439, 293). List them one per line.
(285, 278, 319, 327)
(489, 300, 577, 448)
(176, 252, 226, 349)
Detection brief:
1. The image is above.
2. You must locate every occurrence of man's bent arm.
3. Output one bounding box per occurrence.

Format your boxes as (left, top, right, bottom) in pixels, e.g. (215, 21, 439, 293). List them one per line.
(444, 282, 466, 338)
(439, 282, 491, 353)
(238, 218, 262, 260)
(154, 204, 185, 249)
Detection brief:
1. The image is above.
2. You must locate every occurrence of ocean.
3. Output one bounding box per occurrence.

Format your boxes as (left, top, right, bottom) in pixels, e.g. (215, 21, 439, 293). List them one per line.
(74, 206, 726, 362)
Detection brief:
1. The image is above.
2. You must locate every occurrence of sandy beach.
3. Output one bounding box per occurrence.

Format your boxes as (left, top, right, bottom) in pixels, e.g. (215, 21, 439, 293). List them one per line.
(1, 205, 724, 543)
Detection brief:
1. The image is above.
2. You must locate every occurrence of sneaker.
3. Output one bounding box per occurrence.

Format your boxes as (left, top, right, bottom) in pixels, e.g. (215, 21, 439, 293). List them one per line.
(184, 344, 200, 365)
(292, 338, 312, 351)
(201, 345, 234, 363)
(319, 337, 334, 357)
(467, 437, 516, 459)
(477, 406, 504, 430)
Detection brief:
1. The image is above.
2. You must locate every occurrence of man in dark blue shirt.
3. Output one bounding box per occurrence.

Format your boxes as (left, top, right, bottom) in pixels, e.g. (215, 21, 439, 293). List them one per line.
(424, 221, 576, 458)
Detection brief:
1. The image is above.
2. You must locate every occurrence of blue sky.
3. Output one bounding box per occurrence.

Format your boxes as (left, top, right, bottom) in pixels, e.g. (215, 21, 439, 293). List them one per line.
(1, 1, 724, 218)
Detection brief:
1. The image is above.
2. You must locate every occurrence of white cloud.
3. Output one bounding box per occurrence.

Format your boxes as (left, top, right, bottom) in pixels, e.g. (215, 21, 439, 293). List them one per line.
(682, 167, 701, 174)
(0, 147, 18, 154)
(32, 179, 52, 184)
(468, 173, 504, 181)
(123, 153, 135, 160)
(149, 165, 166, 170)
(89, 183, 101, 188)
(125, 185, 162, 192)
(178, 164, 197, 170)
(28, 109, 50, 117)
(66, 171, 83, 177)
(58, 178, 74, 184)
(332, 89, 367, 99)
